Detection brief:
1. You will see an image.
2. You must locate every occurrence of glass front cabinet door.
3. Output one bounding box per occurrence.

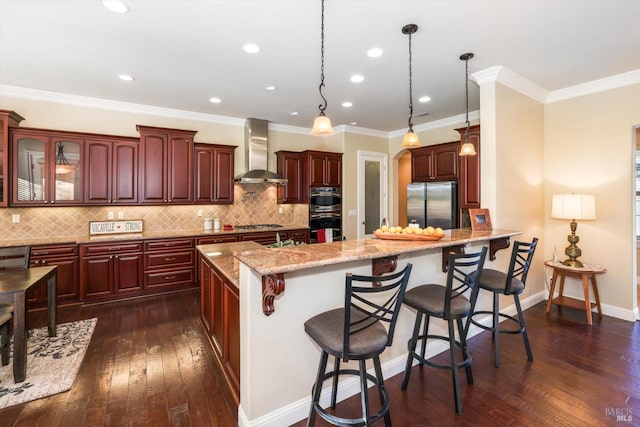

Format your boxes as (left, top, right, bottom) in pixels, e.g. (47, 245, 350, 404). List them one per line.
(12, 130, 84, 205)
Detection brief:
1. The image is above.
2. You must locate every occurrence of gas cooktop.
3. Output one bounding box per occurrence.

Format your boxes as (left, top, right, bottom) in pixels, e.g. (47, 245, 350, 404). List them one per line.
(234, 224, 284, 230)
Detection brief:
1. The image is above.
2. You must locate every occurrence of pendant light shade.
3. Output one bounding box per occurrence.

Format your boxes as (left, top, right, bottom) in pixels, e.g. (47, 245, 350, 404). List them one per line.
(459, 52, 477, 156)
(311, 0, 334, 136)
(311, 114, 334, 136)
(400, 24, 419, 148)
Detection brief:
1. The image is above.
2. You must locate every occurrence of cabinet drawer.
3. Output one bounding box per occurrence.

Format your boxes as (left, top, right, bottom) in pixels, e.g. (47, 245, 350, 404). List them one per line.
(80, 242, 143, 256)
(288, 230, 309, 239)
(31, 244, 78, 258)
(196, 235, 239, 245)
(144, 250, 194, 270)
(240, 232, 279, 245)
(145, 268, 194, 288)
(144, 238, 194, 251)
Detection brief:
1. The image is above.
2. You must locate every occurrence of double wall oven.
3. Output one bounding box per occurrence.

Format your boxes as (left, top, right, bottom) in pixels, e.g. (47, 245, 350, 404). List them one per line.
(309, 187, 342, 243)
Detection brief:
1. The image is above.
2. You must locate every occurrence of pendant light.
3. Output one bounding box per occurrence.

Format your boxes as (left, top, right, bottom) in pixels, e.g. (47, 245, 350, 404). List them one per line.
(401, 24, 420, 148)
(459, 52, 477, 156)
(310, 0, 334, 136)
(55, 142, 76, 175)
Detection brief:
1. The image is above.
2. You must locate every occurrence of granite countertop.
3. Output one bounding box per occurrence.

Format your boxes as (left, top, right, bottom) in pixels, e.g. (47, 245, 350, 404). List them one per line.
(233, 228, 521, 276)
(197, 241, 263, 287)
(0, 224, 308, 247)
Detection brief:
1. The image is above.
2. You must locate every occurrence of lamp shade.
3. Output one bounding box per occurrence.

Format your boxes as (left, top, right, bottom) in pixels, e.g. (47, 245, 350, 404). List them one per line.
(401, 131, 420, 148)
(551, 194, 596, 220)
(310, 115, 335, 136)
(459, 141, 476, 156)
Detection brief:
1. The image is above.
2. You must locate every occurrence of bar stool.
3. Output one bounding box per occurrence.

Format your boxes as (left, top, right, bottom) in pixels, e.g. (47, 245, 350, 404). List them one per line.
(304, 263, 413, 426)
(401, 248, 487, 415)
(466, 238, 538, 368)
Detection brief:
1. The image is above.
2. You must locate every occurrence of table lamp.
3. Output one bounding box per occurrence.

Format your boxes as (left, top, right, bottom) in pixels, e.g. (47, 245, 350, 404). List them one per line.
(551, 194, 596, 267)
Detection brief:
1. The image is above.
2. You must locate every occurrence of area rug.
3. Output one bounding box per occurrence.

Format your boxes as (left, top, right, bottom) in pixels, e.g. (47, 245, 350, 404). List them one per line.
(0, 318, 97, 409)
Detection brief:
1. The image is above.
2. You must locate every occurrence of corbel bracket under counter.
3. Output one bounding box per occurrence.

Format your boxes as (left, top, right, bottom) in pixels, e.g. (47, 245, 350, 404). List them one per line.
(262, 274, 285, 316)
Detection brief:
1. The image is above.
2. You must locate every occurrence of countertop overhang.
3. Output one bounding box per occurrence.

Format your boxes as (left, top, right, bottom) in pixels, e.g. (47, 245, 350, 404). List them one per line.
(232, 228, 520, 276)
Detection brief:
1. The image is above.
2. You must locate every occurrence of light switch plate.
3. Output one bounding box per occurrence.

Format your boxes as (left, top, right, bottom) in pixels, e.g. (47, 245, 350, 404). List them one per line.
(11, 214, 20, 224)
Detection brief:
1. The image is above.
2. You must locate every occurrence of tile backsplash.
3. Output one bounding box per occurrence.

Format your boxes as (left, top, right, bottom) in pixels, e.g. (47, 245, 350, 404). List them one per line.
(1, 184, 308, 240)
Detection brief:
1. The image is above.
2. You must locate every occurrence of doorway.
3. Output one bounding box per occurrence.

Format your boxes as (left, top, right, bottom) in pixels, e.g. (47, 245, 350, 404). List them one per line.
(357, 151, 387, 239)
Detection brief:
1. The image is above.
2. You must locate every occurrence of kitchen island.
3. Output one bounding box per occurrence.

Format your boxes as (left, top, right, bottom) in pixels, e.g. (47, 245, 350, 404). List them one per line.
(197, 228, 520, 427)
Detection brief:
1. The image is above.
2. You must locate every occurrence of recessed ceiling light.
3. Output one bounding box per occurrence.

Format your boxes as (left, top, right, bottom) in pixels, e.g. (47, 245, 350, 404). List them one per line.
(290, 111, 299, 116)
(243, 43, 260, 54)
(367, 47, 383, 58)
(350, 74, 364, 83)
(342, 102, 353, 108)
(103, 0, 129, 13)
(209, 97, 222, 103)
(419, 96, 431, 103)
(350, 122, 358, 126)
(263, 84, 277, 91)
(118, 74, 134, 81)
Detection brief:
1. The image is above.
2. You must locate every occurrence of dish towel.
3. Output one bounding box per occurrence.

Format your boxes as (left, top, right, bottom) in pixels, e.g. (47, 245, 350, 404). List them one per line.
(325, 228, 333, 242)
(317, 229, 326, 243)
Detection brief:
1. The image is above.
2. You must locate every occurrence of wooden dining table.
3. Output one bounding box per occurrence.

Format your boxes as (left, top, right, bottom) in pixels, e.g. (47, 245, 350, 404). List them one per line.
(0, 265, 57, 382)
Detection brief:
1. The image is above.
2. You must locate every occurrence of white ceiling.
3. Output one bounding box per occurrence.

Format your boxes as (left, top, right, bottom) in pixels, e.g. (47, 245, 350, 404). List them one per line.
(1, 0, 639, 133)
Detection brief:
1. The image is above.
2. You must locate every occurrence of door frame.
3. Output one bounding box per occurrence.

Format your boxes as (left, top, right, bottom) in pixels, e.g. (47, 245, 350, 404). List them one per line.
(357, 151, 388, 239)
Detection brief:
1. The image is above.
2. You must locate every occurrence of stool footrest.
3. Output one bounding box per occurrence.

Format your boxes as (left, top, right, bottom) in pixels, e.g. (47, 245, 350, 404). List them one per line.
(410, 334, 472, 370)
(469, 311, 525, 335)
(311, 368, 390, 426)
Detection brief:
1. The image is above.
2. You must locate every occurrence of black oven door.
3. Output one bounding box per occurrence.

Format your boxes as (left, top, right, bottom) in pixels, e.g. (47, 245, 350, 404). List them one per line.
(310, 187, 341, 208)
(309, 213, 341, 243)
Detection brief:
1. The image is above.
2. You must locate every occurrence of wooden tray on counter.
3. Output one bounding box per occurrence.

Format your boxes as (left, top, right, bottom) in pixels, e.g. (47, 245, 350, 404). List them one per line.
(373, 231, 444, 241)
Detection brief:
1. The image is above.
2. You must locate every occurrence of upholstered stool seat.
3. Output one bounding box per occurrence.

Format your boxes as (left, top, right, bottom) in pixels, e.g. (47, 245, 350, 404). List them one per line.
(305, 264, 413, 427)
(401, 248, 488, 415)
(466, 238, 538, 368)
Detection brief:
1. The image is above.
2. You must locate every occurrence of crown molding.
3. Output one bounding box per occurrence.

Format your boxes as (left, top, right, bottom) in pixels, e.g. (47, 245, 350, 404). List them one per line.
(471, 66, 549, 103)
(388, 111, 480, 139)
(546, 69, 640, 103)
(0, 84, 245, 126)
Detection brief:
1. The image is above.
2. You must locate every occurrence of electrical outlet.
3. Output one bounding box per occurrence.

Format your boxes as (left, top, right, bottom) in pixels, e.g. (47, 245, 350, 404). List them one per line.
(278, 206, 284, 214)
(108, 211, 114, 220)
(197, 209, 203, 217)
(11, 214, 20, 224)
(118, 211, 124, 219)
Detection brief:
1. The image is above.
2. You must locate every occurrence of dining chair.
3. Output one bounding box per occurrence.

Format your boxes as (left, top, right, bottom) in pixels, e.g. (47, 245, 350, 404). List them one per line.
(0, 305, 12, 367)
(304, 263, 413, 426)
(0, 245, 31, 345)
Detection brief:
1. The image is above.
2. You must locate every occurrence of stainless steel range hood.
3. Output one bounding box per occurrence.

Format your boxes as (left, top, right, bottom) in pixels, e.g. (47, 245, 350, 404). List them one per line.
(234, 118, 287, 184)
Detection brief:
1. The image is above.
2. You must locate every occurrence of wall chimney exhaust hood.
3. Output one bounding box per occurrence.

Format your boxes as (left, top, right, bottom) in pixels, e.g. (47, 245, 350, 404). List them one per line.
(234, 118, 287, 184)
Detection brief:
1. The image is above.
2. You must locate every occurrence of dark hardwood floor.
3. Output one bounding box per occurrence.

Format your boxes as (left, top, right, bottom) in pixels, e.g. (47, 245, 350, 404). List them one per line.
(1, 290, 638, 426)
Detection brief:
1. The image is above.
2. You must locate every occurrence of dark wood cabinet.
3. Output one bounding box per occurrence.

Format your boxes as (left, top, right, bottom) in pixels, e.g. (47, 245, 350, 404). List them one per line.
(200, 255, 240, 401)
(143, 238, 196, 291)
(28, 244, 79, 306)
(0, 110, 24, 208)
(80, 241, 144, 300)
(410, 141, 459, 182)
(305, 150, 342, 187)
(85, 138, 139, 204)
(455, 125, 481, 209)
(275, 151, 305, 203)
(137, 125, 196, 204)
(194, 143, 236, 204)
(11, 129, 84, 206)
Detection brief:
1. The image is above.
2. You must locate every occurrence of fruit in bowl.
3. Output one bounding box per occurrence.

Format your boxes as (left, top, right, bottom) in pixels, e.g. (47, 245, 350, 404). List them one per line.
(374, 224, 445, 240)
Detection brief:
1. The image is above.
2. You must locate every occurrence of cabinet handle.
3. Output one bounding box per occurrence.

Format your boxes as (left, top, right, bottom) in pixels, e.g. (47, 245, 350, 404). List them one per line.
(165, 257, 176, 261)
(165, 275, 176, 280)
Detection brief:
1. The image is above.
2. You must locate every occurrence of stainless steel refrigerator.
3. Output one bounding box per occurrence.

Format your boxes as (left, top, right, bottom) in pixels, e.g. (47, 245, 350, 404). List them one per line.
(407, 181, 457, 229)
